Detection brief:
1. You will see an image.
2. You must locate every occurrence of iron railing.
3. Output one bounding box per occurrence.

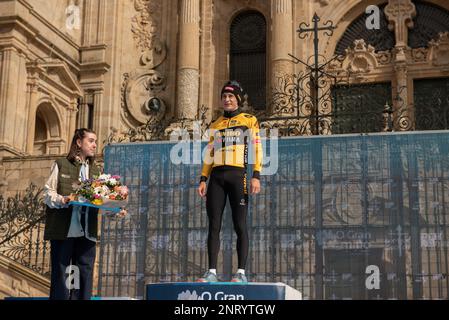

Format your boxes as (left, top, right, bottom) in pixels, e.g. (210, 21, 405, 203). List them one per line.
(0, 184, 50, 278)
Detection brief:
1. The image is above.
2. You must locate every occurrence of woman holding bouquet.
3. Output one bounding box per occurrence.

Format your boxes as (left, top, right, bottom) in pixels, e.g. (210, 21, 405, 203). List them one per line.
(43, 128, 126, 300)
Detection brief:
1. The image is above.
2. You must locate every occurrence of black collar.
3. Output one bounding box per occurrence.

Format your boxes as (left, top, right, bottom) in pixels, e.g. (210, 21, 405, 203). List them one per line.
(223, 108, 241, 118)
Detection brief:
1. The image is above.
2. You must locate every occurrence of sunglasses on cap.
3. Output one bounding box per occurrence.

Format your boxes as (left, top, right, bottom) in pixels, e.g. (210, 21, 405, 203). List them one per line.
(226, 80, 243, 91)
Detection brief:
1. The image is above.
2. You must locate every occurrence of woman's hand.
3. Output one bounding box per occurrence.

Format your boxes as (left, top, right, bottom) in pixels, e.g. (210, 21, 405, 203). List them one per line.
(198, 182, 207, 198)
(63, 194, 75, 204)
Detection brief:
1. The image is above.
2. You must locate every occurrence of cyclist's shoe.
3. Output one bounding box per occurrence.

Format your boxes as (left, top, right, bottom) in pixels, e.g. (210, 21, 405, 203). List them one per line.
(230, 272, 248, 283)
(196, 271, 218, 282)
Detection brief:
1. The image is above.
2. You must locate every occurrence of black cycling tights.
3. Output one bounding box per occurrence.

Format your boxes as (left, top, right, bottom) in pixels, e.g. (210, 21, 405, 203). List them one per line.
(206, 167, 249, 270)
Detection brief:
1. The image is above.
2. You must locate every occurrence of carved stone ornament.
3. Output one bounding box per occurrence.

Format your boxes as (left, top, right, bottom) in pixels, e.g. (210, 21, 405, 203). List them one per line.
(140, 38, 167, 69)
(375, 51, 393, 65)
(429, 32, 449, 67)
(384, 0, 417, 46)
(411, 47, 428, 63)
(342, 39, 378, 75)
(131, 0, 161, 53)
(121, 69, 166, 125)
(121, 0, 168, 126)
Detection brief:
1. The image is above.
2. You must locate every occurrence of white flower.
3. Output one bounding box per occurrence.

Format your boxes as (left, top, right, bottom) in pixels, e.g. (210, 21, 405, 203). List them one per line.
(94, 185, 110, 197)
(108, 178, 117, 186)
(98, 174, 111, 181)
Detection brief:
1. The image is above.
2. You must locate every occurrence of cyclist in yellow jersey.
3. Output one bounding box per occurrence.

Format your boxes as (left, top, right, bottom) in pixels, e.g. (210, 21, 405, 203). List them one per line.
(197, 80, 263, 283)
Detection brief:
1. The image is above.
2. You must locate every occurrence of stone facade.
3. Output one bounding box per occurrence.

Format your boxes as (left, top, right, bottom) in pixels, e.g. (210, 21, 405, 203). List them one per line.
(0, 255, 50, 298)
(0, 0, 448, 195)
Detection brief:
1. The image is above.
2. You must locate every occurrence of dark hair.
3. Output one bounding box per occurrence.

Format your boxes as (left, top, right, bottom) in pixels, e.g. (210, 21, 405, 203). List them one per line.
(67, 128, 97, 163)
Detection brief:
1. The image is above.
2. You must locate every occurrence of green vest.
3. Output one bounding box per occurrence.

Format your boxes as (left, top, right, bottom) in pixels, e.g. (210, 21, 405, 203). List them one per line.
(44, 158, 101, 240)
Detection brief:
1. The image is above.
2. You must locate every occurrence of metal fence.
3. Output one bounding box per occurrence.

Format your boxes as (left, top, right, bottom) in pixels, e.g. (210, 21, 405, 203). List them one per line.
(98, 131, 449, 300)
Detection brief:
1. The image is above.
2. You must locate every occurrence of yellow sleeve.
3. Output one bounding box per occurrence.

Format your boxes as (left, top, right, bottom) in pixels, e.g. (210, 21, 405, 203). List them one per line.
(251, 116, 263, 179)
(200, 127, 215, 182)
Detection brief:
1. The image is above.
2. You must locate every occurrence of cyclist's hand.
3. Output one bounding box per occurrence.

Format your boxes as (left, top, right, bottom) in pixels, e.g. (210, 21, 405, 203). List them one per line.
(198, 182, 207, 197)
(250, 178, 261, 194)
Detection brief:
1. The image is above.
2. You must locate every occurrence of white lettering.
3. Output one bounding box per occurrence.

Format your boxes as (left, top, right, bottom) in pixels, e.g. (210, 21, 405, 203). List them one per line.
(365, 5, 380, 30)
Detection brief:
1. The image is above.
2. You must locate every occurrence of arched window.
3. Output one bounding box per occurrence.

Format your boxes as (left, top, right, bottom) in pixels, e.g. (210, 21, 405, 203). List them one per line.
(333, 1, 449, 133)
(33, 103, 62, 155)
(34, 111, 47, 155)
(332, 3, 393, 134)
(408, 0, 449, 48)
(335, 3, 393, 56)
(230, 11, 266, 110)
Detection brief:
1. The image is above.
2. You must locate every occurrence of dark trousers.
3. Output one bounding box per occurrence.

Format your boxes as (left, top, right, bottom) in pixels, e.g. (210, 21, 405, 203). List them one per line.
(206, 167, 249, 269)
(49, 236, 96, 300)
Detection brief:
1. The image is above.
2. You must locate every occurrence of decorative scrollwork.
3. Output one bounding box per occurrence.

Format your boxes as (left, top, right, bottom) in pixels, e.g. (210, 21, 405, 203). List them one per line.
(393, 86, 413, 131)
(322, 19, 336, 37)
(0, 184, 50, 277)
(297, 21, 311, 39)
(271, 73, 301, 114)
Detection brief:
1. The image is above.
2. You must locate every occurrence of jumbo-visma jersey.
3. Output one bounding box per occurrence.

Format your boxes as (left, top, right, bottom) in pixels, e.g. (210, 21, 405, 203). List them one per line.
(201, 111, 263, 179)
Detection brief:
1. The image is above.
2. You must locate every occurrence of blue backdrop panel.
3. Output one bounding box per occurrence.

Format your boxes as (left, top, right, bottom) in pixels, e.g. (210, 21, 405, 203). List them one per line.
(100, 131, 449, 300)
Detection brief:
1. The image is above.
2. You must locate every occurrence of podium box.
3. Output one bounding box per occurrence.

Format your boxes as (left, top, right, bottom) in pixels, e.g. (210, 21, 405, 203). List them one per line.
(146, 282, 302, 300)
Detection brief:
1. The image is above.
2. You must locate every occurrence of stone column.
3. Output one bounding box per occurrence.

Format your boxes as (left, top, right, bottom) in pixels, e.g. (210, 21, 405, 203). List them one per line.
(0, 156, 7, 193)
(393, 60, 412, 130)
(0, 48, 21, 152)
(24, 61, 43, 155)
(92, 90, 105, 150)
(176, 0, 200, 120)
(271, 0, 294, 114)
(25, 82, 39, 154)
(67, 99, 78, 151)
(385, 0, 416, 130)
(77, 100, 89, 129)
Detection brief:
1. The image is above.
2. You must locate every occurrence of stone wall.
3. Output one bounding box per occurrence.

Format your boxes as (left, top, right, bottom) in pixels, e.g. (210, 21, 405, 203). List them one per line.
(1, 155, 62, 197)
(0, 255, 50, 299)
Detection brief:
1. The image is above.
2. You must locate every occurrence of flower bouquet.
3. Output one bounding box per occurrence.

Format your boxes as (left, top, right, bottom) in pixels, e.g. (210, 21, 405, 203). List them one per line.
(70, 174, 129, 213)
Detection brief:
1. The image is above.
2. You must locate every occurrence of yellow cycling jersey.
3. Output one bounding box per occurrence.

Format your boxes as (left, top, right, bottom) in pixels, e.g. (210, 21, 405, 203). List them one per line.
(200, 110, 263, 180)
